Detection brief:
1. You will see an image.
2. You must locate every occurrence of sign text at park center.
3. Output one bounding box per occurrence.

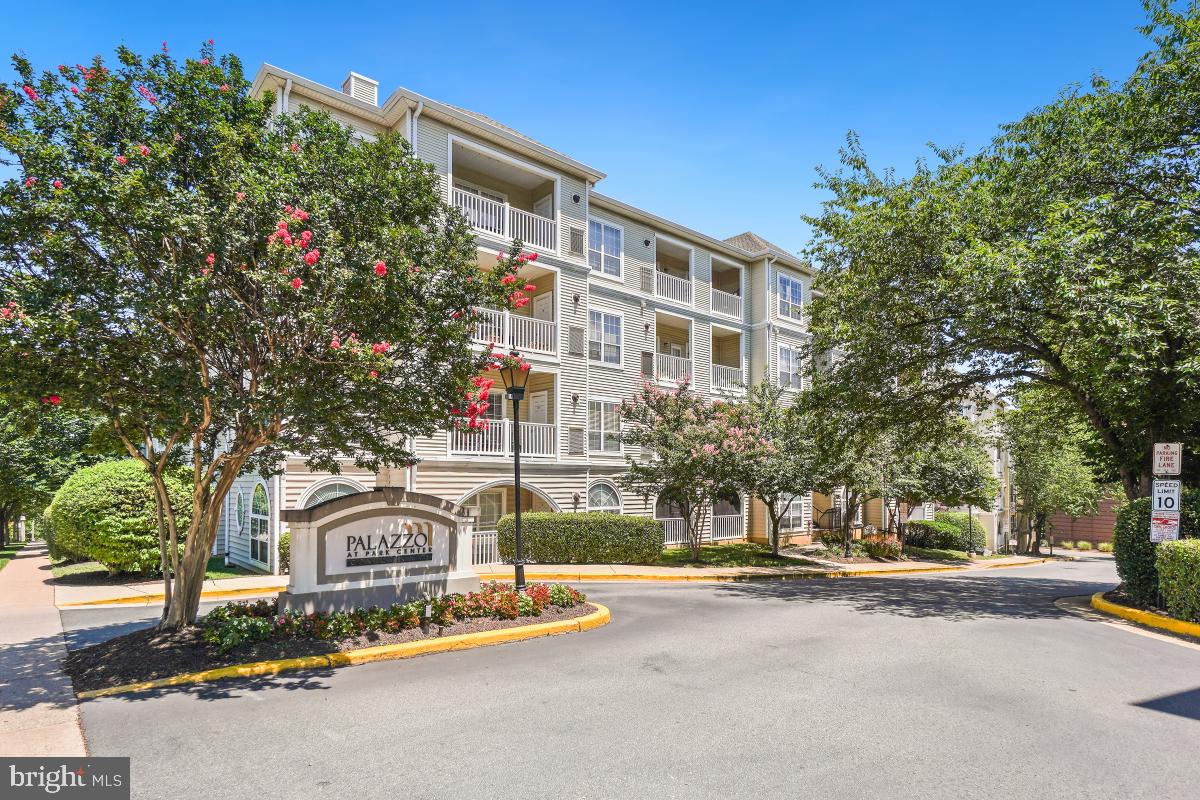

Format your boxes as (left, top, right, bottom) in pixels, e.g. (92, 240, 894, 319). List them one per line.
(1153, 443, 1182, 476)
(1153, 479, 1181, 512)
(1150, 511, 1181, 543)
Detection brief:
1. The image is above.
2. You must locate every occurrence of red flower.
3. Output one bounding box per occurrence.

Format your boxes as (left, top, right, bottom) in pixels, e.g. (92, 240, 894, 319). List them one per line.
(138, 144, 150, 156)
(236, 192, 246, 201)
(116, 155, 127, 165)
(52, 180, 63, 190)
(200, 58, 210, 66)
(374, 261, 387, 276)
(201, 268, 210, 277)
(22, 86, 39, 102)
(0, 308, 11, 319)
(330, 337, 341, 349)
(208, 38, 214, 44)
(48, 395, 61, 405)
(289, 142, 300, 153)
(219, 84, 230, 92)
(70, 86, 79, 95)
(291, 277, 303, 290)
(523, 283, 537, 292)
(162, 41, 169, 53)
(206, 253, 216, 266)
(24, 177, 35, 188)
(526, 252, 538, 261)
(304, 249, 320, 266)
(368, 370, 379, 379)
(500, 274, 518, 286)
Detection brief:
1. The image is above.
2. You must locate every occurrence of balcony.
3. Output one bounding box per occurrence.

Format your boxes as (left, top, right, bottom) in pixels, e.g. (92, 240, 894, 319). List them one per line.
(453, 188, 557, 252)
(711, 288, 742, 319)
(711, 259, 744, 320)
(472, 307, 557, 356)
(655, 353, 692, 384)
(450, 419, 557, 458)
(711, 514, 744, 541)
(655, 270, 692, 305)
(654, 237, 693, 306)
(711, 326, 744, 393)
(711, 363, 745, 391)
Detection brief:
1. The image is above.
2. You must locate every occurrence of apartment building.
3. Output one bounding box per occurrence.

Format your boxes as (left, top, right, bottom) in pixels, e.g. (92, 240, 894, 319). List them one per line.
(217, 66, 822, 573)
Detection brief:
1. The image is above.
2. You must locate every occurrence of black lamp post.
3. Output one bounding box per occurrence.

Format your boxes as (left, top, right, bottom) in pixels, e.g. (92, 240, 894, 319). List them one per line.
(498, 350, 531, 592)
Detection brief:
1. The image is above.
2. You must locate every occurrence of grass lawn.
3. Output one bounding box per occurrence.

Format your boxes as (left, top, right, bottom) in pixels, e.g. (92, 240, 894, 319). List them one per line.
(0, 541, 26, 572)
(656, 542, 817, 568)
(903, 545, 1006, 563)
(51, 555, 254, 585)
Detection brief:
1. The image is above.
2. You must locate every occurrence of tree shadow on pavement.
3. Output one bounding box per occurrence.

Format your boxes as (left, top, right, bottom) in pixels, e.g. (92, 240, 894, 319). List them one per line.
(1132, 686, 1200, 721)
(712, 573, 1115, 622)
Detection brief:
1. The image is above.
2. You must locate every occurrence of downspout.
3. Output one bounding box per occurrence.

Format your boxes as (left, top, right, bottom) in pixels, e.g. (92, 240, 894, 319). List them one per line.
(280, 78, 292, 116)
(409, 100, 424, 149)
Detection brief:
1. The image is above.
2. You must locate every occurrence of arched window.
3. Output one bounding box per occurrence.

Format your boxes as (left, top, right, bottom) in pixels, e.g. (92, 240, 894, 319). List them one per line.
(303, 481, 363, 509)
(233, 491, 246, 534)
(588, 482, 622, 514)
(713, 492, 741, 517)
(249, 483, 270, 565)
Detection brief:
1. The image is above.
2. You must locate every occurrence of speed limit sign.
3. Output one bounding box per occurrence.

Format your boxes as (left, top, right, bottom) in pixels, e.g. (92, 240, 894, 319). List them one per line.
(1153, 480, 1181, 512)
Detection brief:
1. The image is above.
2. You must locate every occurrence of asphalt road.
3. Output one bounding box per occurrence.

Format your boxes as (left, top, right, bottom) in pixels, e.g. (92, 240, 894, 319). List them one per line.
(64, 557, 1200, 800)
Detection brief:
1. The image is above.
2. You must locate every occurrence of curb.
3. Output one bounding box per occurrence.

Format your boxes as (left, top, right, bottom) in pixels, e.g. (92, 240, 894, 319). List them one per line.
(1089, 592, 1200, 639)
(75, 603, 610, 700)
(60, 559, 1052, 608)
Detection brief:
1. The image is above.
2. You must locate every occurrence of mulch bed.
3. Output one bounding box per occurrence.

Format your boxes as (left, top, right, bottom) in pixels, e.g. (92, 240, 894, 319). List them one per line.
(65, 604, 593, 694)
(782, 547, 887, 565)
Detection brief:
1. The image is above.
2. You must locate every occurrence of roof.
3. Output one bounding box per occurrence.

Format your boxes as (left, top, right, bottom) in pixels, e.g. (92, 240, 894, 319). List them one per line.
(723, 231, 796, 260)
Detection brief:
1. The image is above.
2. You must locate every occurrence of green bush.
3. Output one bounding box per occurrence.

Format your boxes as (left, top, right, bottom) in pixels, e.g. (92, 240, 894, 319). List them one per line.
(1156, 539, 1200, 623)
(48, 460, 193, 574)
(497, 512, 663, 564)
(934, 512, 987, 552)
(1057, 539, 1075, 549)
(1113, 491, 1200, 607)
(863, 538, 902, 559)
(1076, 540, 1093, 551)
(278, 531, 291, 574)
(1098, 542, 1113, 553)
(40, 509, 76, 562)
(904, 519, 963, 550)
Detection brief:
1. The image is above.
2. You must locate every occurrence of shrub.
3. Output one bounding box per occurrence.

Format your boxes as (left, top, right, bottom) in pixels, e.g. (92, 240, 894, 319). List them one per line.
(1156, 539, 1200, 623)
(48, 460, 193, 574)
(934, 512, 987, 552)
(904, 519, 963, 550)
(497, 512, 663, 564)
(278, 531, 291, 574)
(1076, 540, 1093, 551)
(1098, 542, 1113, 553)
(863, 538, 902, 559)
(1057, 539, 1075, 549)
(1113, 491, 1200, 607)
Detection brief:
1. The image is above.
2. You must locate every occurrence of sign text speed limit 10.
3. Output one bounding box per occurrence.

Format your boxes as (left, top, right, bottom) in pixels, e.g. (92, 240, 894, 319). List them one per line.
(1153, 479, 1181, 512)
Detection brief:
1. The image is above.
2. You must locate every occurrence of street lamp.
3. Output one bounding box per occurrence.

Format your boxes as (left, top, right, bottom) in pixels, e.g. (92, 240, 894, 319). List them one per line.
(498, 350, 532, 592)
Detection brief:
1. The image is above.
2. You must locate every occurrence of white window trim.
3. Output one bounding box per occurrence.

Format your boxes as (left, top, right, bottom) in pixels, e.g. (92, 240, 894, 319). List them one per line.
(297, 477, 369, 509)
(587, 480, 623, 513)
(452, 176, 508, 204)
(776, 270, 805, 323)
(588, 396, 623, 454)
(778, 344, 803, 391)
(248, 481, 271, 567)
(587, 217, 624, 279)
(588, 309, 624, 368)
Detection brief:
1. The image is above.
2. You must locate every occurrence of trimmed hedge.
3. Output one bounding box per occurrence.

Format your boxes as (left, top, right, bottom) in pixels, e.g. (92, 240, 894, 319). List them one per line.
(1156, 539, 1200, 623)
(1113, 490, 1200, 607)
(278, 531, 291, 574)
(497, 512, 663, 564)
(934, 511, 987, 552)
(904, 519, 963, 550)
(47, 460, 193, 574)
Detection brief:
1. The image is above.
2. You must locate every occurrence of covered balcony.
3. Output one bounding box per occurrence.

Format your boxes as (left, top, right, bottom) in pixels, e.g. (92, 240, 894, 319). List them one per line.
(450, 141, 557, 253)
(654, 237, 692, 306)
(710, 258, 744, 320)
(652, 312, 692, 385)
(711, 326, 745, 393)
(450, 372, 557, 459)
(469, 254, 557, 357)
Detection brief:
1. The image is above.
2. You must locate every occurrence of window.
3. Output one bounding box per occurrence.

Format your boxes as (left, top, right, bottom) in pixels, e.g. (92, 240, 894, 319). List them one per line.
(468, 490, 505, 530)
(777, 496, 804, 531)
(303, 481, 363, 509)
(249, 483, 270, 565)
(482, 390, 505, 422)
(589, 400, 621, 452)
(777, 273, 804, 320)
(588, 311, 622, 365)
(779, 346, 803, 389)
(588, 219, 622, 276)
(588, 482, 622, 513)
(713, 492, 742, 517)
(233, 491, 246, 534)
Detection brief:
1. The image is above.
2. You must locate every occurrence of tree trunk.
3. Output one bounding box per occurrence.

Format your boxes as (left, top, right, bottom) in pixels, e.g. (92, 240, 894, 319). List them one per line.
(0, 507, 8, 548)
(161, 510, 221, 630)
(1029, 513, 1045, 556)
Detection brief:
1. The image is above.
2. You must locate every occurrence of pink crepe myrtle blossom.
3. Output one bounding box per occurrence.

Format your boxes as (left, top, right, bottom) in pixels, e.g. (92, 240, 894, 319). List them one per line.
(235, 192, 246, 201)
(304, 249, 320, 266)
(219, 84, 230, 92)
(329, 335, 342, 349)
(200, 58, 210, 66)
(116, 155, 127, 165)
(205, 253, 216, 266)
(70, 86, 79, 95)
(22, 86, 39, 102)
(368, 370, 379, 379)
(289, 142, 300, 153)
(526, 252, 538, 262)
(500, 274, 518, 286)
(200, 268, 210, 277)
(138, 144, 150, 156)
(291, 277, 303, 290)
(24, 177, 36, 188)
(523, 283, 537, 292)
(374, 260, 387, 276)
(52, 180, 63, 190)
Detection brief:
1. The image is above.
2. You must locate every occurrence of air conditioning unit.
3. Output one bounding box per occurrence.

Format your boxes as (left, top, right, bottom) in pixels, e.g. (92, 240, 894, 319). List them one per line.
(341, 72, 379, 106)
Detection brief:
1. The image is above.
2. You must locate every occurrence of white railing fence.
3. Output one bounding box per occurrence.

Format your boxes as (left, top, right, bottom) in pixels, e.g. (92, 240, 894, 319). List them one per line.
(711, 363, 745, 391)
(471, 307, 557, 355)
(655, 270, 692, 305)
(472, 530, 501, 565)
(518, 422, 556, 457)
(711, 288, 743, 319)
(655, 353, 692, 384)
(451, 419, 556, 457)
(711, 515, 744, 541)
(659, 517, 688, 546)
(453, 188, 557, 253)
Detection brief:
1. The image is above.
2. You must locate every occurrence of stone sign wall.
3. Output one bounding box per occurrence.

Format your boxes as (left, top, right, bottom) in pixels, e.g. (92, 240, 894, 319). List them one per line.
(278, 486, 478, 613)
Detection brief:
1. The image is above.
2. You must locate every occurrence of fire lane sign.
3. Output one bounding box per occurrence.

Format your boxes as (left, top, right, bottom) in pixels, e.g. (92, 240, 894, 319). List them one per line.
(1153, 479, 1181, 513)
(1153, 443, 1182, 476)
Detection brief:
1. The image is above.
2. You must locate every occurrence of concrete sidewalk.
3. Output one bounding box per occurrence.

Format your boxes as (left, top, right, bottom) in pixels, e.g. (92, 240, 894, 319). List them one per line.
(0, 543, 86, 756)
(54, 554, 1048, 608)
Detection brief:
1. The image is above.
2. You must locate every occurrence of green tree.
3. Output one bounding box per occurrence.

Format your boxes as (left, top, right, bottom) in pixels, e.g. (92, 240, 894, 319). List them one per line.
(804, 2, 1200, 501)
(618, 380, 741, 561)
(727, 381, 820, 556)
(892, 416, 999, 529)
(1001, 386, 1106, 554)
(0, 43, 527, 630)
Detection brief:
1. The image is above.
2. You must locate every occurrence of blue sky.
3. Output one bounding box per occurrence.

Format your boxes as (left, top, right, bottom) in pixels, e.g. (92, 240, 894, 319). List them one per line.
(4, 1, 1152, 254)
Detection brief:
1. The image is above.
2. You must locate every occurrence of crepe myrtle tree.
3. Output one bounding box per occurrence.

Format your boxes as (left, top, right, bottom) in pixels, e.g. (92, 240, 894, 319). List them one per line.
(0, 41, 538, 630)
(618, 379, 741, 561)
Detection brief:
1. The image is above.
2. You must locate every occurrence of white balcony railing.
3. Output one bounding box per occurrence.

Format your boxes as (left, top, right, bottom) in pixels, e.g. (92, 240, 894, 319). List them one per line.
(471, 307, 557, 355)
(472, 530, 501, 565)
(655, 352, 692, 384)
(659, 518, 687, 546)
(453, 188, 557, 252)
(450, 419, 556, 458)
(711, 515, 744, 541)
(655, 270, 692, 305)
(711, 288, 743, 319)
(712, 364, 745, 391)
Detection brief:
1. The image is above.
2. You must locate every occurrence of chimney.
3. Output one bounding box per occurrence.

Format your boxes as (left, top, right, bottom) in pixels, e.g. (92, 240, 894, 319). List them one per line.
(341, 72, 378, 106)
